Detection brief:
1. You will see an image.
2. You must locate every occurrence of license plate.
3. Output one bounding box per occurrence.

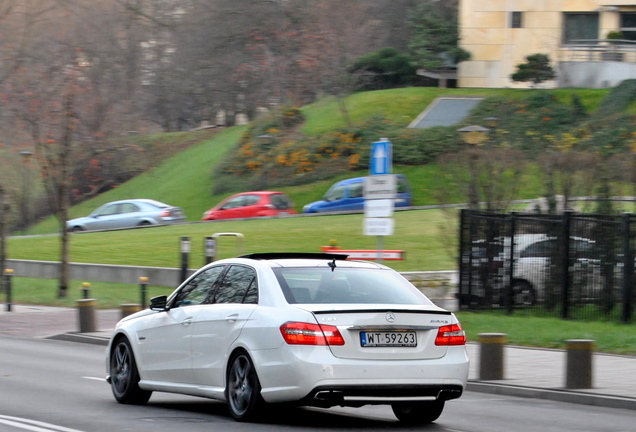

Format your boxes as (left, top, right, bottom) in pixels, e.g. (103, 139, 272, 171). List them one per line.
(360, 331, 417, 347)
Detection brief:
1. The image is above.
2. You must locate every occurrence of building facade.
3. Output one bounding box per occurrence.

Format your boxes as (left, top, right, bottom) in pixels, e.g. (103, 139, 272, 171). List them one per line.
(458, 1, 636, 88)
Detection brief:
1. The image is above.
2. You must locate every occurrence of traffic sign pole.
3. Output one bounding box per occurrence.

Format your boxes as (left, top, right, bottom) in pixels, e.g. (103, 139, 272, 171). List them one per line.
(365, 139, 394, 263)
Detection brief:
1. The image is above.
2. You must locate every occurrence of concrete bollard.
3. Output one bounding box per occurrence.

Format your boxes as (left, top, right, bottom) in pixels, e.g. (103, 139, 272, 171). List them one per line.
(120, 303, 142, 319)
(479, 333, 507, 380)
(565, 339, 594, 389)
(77, 298, 97, 333)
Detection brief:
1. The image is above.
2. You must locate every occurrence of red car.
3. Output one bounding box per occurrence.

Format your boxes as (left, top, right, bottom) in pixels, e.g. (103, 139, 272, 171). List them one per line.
(202, 191, 297, 220)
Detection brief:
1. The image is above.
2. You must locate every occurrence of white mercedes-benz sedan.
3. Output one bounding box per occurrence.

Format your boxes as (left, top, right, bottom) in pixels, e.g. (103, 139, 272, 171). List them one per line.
(106, 253, 469, 424)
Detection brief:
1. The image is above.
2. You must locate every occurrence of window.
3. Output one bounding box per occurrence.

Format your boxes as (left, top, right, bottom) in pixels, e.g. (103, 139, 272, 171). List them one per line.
(222, 196, 244, 209)
(510, 11, 523, 29)
(98, 204, 120, 216)
(172, 265, 225, 307)
(120, 203, 139, 213)
(349, 183, 363, 198)
(270, 193, 292, 210)
(325, 184, 345, 201)
(520, 240, 556, 258)
(563, 13, 599, 44)
(620, 13, 636, 41)
(244, 195, 261, 206)
(212, 265, 257, 304)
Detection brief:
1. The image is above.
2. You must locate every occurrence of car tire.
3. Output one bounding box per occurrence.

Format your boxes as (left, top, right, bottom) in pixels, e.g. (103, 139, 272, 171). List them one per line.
(391, 400, 445, 424)
(70, 226, 83, 233)
(226, 351, 264, 422)
(109, 337, 152, 405)
(512, 280, 536, 306)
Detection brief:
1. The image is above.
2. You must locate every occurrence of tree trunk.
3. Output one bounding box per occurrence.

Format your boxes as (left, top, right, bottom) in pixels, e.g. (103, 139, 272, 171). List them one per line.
(0, 187, 7, 294)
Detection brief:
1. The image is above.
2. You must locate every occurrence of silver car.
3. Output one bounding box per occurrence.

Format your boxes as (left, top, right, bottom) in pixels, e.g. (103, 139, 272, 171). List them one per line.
(66, 199, 186, 232)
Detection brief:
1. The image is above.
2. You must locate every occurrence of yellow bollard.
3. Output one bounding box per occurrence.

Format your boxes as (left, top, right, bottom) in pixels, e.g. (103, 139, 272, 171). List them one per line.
(76, 298, 97, 333)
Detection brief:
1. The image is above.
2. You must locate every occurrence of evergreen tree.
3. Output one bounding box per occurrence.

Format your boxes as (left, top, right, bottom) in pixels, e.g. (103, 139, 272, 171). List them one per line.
(511, 54, 556, 87)
(408, 2, 470, 87)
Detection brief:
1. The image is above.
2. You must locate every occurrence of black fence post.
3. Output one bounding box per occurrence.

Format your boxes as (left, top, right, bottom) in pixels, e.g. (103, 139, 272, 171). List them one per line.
(621, 213, 633, 324)
(561, 210, 572, 320)
(505, 212, 516, 315)
(4, 269, 13, 312)
(458, 209, 468, 308)
(139, 276, 148, 309)
(180, 236, 190, 284)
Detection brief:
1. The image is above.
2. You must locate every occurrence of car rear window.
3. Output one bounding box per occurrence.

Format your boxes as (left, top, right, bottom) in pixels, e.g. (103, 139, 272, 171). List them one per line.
(273, 267, 434, 305)
(270, 194, 291, 209)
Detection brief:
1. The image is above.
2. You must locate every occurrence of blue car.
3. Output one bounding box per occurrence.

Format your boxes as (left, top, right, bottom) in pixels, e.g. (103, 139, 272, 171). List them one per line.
(302, 175, 412, 213)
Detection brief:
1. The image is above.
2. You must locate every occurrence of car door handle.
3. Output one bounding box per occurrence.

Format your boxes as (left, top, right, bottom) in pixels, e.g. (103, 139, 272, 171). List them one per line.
(225, 313, 239, 323)
(181, 318, 193, 326)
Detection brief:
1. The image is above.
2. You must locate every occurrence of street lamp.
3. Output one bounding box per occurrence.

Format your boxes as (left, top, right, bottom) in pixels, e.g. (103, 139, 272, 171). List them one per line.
(458, 125, 490, 146)
(19, 150, 34, 229)
(458, 125, 490, 210)
(256, 135, 275, 189)
(484, 117, 499, 128)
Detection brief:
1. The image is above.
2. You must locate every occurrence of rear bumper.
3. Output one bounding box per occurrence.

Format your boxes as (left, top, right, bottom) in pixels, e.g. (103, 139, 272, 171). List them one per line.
(302, 384, 463, 408)
(252, 345, 469, 405)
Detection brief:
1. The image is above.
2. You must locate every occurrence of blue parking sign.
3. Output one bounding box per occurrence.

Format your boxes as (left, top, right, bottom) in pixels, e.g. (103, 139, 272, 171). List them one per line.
(370, 139, 392, 175)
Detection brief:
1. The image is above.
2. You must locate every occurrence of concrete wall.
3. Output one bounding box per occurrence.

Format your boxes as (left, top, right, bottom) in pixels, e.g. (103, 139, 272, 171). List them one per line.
(6, 259, 195, 288)
(558, 61, 636, 88)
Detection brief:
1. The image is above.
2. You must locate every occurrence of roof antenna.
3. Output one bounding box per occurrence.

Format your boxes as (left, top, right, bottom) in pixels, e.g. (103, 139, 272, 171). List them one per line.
(328, 259, 337, 272)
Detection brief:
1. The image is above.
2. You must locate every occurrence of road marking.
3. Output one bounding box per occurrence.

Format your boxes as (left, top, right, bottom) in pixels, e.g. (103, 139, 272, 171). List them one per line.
(0, 415, 85, 432)
(82, 376, 105, 382)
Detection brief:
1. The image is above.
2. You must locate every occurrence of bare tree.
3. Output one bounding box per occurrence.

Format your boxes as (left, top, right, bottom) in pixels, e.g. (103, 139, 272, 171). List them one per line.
(438, 146, 528, 212)
(304, 0, 383, 127)
(538, 134, 601, 213)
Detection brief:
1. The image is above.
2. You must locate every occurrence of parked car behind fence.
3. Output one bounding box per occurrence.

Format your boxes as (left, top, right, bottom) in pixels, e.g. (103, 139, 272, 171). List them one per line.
(459, 209, 635, 323)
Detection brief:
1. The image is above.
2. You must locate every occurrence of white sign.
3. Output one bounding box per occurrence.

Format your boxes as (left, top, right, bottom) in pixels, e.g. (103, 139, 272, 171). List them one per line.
(364, 174, 397, 200)
(364, 199, 394, 218)
(363, 218, 395, 236)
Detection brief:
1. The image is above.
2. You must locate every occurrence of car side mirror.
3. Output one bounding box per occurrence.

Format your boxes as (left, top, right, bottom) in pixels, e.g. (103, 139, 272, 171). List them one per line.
(150, 295, 168, 311)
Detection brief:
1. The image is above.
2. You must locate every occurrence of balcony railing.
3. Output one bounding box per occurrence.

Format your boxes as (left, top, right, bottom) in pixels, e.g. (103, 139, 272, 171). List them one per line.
(559, 39, 636, 62)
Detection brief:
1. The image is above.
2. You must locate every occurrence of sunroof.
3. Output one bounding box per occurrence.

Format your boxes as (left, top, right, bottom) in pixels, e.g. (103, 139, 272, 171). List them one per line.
(408, 96, 484, 129)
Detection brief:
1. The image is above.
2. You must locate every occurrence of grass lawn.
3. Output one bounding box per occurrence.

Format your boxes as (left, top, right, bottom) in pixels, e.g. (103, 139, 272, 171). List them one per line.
(8, 208, 460, 272)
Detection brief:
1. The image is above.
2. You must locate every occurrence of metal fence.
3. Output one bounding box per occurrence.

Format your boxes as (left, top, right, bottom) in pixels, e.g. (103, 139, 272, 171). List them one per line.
(458, 209, 635, 323)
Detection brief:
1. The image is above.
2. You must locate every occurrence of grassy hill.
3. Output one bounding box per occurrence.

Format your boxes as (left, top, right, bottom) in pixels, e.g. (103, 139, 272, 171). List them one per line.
(24, 86, 612, 235)
(12, 86, 617, 273)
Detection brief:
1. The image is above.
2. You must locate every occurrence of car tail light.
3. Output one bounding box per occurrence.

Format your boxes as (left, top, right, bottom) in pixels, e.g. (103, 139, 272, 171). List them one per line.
(435, 324, 466, 346)
(160, 210, 171, 218)
(280, 322, 345, 346)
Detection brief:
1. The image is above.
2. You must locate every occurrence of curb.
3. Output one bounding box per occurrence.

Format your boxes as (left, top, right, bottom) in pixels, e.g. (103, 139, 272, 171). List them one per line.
(467, 381, 636, 410)
(46, 332, 110, 346)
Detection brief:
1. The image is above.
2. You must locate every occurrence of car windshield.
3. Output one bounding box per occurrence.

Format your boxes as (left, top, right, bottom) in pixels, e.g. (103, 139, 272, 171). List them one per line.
(273, 267, 434, 305)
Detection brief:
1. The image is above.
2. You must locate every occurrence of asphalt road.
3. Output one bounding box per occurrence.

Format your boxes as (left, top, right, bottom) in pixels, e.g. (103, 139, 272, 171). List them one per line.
(1, 335, 634, 432)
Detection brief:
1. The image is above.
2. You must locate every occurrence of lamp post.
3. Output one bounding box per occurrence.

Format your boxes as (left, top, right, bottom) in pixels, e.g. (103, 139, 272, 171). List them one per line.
(257, 134, 274, 189)
(19, 150, 33, 229)
(484, 117, 499, 129)
(458, 125, 490, 210)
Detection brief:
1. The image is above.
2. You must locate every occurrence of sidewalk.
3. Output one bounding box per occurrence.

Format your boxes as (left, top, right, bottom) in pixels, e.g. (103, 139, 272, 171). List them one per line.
(1, 303, 635, 410)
